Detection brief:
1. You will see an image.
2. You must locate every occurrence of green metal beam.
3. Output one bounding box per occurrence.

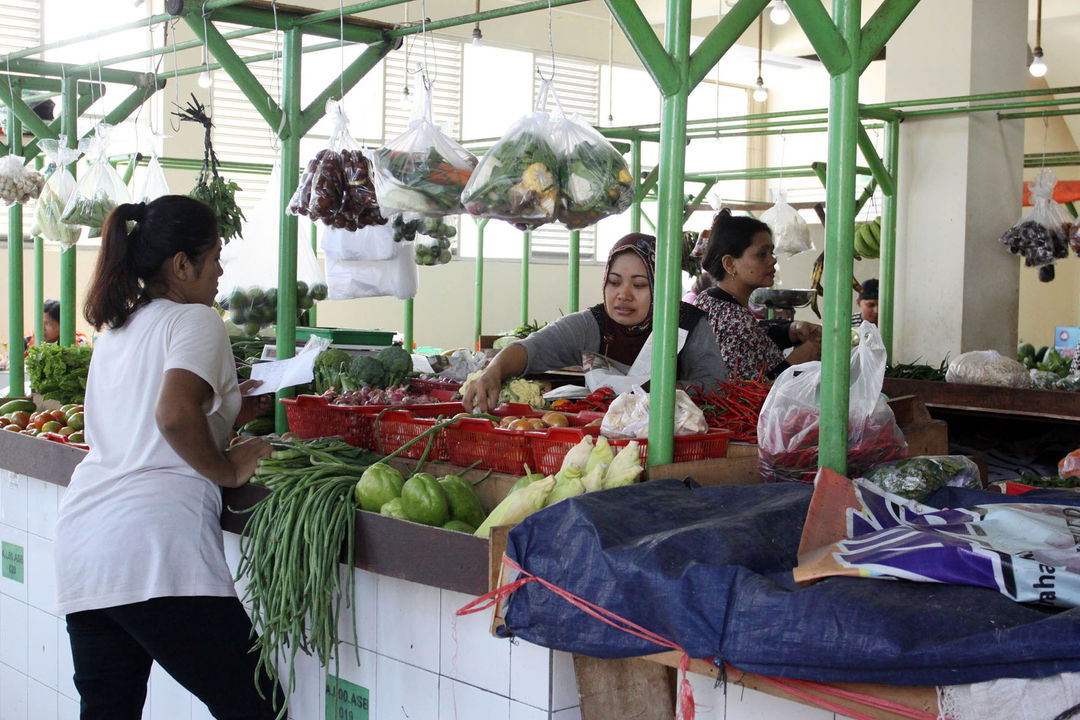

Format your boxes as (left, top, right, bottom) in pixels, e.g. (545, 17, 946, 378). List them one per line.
(879, 119, 899, 362)
(687, 0, 769, 90)
(185, 15, 285, 137)
(295, 0, 410, 26)
(683, 180, 717, 223)
(568, 230, 580, 313)
(910, 96, 1080, 119)
(207, 5, 385, 45)
(857, 0, 921, 75)
(635, 166, 659, 203)
(0, 75, 66, 93)
(23, 89, 96, 162)
(859, 106, 904, 122)
(1000, 108, 1080, 121)
(1066, 201, 1079, 217)
(2, 57, 154, 86)
(855, 123, 895, 197)
(388, 0, 592, 38)
(630, 139, 642, 233)
(7, 102, 24, 397)
(276, 27, 302, 433)
(604, 0, 680, 97)
(82, 25, 273, 74)
(0, 13, 172, 64)
(521, 231, 531, 327)
(59, 78, 78, 348)
(0, 81, 58, 144)
(474, 218, 487, 351)
(404, 299, 414, 351)
(786, 0, 853, 75)
(296, 39, 399, 138)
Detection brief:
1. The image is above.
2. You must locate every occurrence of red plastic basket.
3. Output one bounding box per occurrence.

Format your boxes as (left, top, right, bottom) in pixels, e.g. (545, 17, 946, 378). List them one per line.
(444, 418, 543, 474)
(408, 377, 463, 394)
(608, 429, 733, 466)
(343, 401, 464, 453)
(281, 395, 348, 439)
(531, 426, 603, 475)
(369, 408, 459, 461)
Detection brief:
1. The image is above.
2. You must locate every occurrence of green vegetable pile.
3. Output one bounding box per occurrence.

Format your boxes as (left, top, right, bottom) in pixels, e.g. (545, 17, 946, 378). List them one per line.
(175, 94, 247, 243)
(25, 344, 93, 404)
(884, 358, 949, 382)
(1017, 341, 1079, 390)
(314, 345, 413, 394)
(1014, 471, 1080, 489)
(221, 281, 328, 336)
(492, 319, 547, 350)
(862, 455, 981, 501)
(355, 462, 486, 532)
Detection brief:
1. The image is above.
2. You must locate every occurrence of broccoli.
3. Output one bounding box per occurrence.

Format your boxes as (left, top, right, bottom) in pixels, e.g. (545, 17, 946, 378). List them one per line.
(377, 346, 413, 386)
(345, 354, 388, 391)
(314, 348, 352, 394)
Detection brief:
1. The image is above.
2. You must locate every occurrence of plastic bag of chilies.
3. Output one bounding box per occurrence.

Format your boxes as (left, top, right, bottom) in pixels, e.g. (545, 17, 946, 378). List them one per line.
(30, 138, 82, 248)
(0, 154, 45, 206)
(373, 85, 477, 216)
(61, 124, 131, 238)
(288, 99, 386, 231)
(999, 169, 1072, 282)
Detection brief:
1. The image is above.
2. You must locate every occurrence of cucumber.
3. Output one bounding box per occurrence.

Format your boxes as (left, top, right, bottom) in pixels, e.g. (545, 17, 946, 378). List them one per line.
(240, 416, 276, 436)
(0, 399, 35, 415)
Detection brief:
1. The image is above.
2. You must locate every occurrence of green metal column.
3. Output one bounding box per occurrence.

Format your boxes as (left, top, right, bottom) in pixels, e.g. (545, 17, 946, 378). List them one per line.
(646, 0, 692, 467)
(403, 299, 413, 351)
(474, 218, 487, 351)
(818, 0, 862, 474)
(307, 221, 318, 327)
(568, 230, 580, 313)
(521, 231, 530, 326)
(59, 77, 78, 347)
(879, 119, 899, 361)
(275, 28, 302, 431)
(33, 158, 43, 345)
(630, 138, 642, 233)
(7, 105, 24, 396)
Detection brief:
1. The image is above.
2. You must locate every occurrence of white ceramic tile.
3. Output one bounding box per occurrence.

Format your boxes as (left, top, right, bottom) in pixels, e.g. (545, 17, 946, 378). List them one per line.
(27, 677, 57, 720)
(0, 526, 28, 602)
(440, 588, 511, 696)
(550, 651, 578, 711)
(0, 471, 28, 531)
(374, 654, 439, 720)
(439, 676, 510, 720)
(283, 646, 322, 720)
(56, 618, 77, 701)
(27, 606, 58, 690)
(26, 479, 58, 541)
(0, 662, 29, 720)
(510, 700, 549, 720)
(148, 661, 191, 720)
(1, 594, 29, 673)
(328, 643, 377, 703)
(25, 534, 55, 613)
(375, 574, 440, 673)
(552, 707, 581, 720)
(509, 639, 552, 711)
(337, 566, 378, 653)
(57, 693, 79, 720)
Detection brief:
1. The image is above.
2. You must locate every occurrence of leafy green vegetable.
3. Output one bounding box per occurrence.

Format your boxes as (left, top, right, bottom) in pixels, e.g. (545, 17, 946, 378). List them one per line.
(314, 348, 353, 394)
(190, 174, 245, 244)
(346, 355, 387, 391)
(25, 344, 93, 404)
(377, 346, 413, 387)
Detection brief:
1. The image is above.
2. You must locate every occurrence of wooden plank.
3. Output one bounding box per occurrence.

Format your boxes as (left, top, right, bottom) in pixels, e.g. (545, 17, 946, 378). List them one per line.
(883, 378, 1080, 422)
(574, 655, 675, 720)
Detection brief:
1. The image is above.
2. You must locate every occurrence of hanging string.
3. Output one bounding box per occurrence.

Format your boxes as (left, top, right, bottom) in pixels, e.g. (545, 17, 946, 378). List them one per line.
(201, 0, 213, 115)
(167, 18, 182, 133)
(338, 0, 345, 100)
(269, 0, 282, 150)
(536, 0, 556, 83)
(418, 0, 438, 90)
(777, 128, 786, 197)
(606, 15, 614, 124)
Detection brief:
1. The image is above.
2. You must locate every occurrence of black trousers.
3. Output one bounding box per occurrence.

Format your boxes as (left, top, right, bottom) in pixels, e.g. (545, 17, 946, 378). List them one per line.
(66, 596, 285, 720)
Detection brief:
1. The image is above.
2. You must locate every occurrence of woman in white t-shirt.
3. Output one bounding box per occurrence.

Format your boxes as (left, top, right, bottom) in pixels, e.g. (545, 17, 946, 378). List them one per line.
(55, 195, 282, 719)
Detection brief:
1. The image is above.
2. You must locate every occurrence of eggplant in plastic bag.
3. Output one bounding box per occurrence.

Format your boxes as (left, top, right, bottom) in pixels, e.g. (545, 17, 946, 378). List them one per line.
(999, 169, 1072, 281)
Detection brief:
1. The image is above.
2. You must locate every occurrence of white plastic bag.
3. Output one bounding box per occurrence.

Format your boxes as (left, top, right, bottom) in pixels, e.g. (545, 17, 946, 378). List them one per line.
(550, 111, 633, 230)
(0, 154, 45, 206)
(945, 350, 1031, 388)
(136, 152, 171, 203)
(61, 124, 131, 238)
(324, 239, 418, 300)
(760, 190, 811, 258)
(600, 387, 708, 439)
(322, 223, 396, 261)
(30, 138, 81, 247)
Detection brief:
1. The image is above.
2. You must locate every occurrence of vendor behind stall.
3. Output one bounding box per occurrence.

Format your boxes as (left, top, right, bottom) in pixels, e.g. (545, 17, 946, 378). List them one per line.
(695, 209, 821, 380)
(461, 233, 728, 413)
(852, 278, 879, 325)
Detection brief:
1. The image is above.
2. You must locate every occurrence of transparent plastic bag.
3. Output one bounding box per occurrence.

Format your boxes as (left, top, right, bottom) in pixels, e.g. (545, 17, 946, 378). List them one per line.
(0, 154, 45, 206)
(373, 86, 477, 216)
(862, 455, 982, 501)
(288, 99, 386, 231)
(757, 321, 908, 483)
(136, 152, 171, 203)
(551, 112, 633, 230)
(999, 169, 1072, 273)
(760, 190, 811, 258)
(324, 239, 418, 300)
(945, 350, 1031, 388)
(61, 124, 131, 238)
(219, 165, 328, 335)
(30, 138, 82, 247)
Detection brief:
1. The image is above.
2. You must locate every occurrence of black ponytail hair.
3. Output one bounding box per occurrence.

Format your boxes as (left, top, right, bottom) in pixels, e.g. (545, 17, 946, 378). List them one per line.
(84, 195, 220, 330)
(701, 208, 772, 280)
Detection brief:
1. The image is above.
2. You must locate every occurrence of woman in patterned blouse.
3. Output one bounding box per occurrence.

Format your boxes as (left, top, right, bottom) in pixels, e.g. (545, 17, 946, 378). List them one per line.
(694, 209, 822, 380)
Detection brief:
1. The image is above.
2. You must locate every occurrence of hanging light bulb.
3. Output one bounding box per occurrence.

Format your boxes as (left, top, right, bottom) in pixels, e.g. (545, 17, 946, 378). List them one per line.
(471, 25, 483, 48)
(197, 70, 212, 88)
(753, 77, 768, 103)
(770, 0, 790, 25)
(1030, 47, 1047, 78)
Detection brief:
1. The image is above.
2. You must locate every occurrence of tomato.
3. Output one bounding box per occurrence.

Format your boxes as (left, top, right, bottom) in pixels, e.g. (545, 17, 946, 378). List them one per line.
(9, 411, 29, 429)
(28, 411, 44, 424)
(49, 409, 68, 423)
(60, 404, 77, 414)
(58, 426, 75, 437)
(3, 424, 20, 432)
(67, 412, 84, 432)
(29, 418, 47, 431)
(68, 432, 84, 444)
(41, 420, 63, 434)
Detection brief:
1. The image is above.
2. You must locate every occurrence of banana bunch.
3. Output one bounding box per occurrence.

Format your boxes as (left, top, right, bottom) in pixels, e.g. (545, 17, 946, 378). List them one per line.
(854, 216, 882, 259)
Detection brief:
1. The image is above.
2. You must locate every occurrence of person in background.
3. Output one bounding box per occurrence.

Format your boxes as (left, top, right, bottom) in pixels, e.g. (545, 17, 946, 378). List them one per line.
(54, 195, 282, 719)
(852, 278, 879, 325)
(23, 298, 92, 351)
(695, 209, 822, 380)
(461, 233, 728, 413)
(681, 271, 715, 305)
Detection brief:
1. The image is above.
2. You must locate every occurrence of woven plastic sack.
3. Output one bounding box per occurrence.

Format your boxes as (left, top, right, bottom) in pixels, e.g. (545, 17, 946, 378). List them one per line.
(288, 99, 386, 231)
(30, 138, 81, 247)
(945, 350, 1031, 388)
(757, 321, 907, 483)
(760, 190, 811, 258)
(999, 169, 1072, 274)
(551, 112, 633, 230)
(0, 154, 45, 206)
(373, 86, 477, 216)
(61, 124, 131, 238)
(136, 152, 171, 203)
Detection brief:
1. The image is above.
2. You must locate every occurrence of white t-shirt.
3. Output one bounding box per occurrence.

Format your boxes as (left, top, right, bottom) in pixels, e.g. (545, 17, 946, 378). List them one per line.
(55, 299, 241, 616)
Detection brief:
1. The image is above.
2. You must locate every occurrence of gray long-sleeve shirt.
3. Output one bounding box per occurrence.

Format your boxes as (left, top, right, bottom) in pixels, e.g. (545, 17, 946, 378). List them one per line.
(514, 309, 728, 394)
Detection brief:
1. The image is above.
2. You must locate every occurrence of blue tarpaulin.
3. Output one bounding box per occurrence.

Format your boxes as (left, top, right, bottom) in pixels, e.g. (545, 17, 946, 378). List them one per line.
(501, 479, 1080, 686)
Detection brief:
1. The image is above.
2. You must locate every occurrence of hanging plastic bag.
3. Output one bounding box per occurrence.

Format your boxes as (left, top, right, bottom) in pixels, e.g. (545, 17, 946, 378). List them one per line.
(30, 138, 82, 248)
(462, 83, 559, 230)
(413, 230, 452, 266)
(0, 153, 45, 206)
(288, 99, 386, 231)
(373, 83, 477, 216)
(322, 223, 396, 262)
(324, 239, 418, 300)
(136, 151, 171, 203)
(218, 165, 327, 335)
(550, 111, 634, 230)
(760, 190, 811, 258)
(600, 386, 708, 439)
(61, 124, 131, 238)
(757, 321, 908, 484)
(945, 350, 1031, 388)
(999, 169, 1072, 283)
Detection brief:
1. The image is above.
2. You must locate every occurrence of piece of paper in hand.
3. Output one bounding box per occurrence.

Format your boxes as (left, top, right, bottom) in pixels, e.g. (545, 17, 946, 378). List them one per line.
(244, 337, 327, 395)
(582, 329, 688, 394)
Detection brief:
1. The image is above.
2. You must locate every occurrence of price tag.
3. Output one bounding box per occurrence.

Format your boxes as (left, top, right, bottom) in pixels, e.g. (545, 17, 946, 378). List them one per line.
(2, 541, 24, 583)
(325, 676, 369, 720)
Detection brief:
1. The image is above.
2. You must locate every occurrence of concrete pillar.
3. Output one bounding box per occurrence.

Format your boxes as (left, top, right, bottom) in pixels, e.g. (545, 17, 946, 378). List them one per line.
(885, 0, 1027, 362)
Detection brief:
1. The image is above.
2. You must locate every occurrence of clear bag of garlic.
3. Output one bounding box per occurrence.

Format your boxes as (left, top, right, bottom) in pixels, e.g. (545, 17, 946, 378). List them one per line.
(0, 153, 45, 206)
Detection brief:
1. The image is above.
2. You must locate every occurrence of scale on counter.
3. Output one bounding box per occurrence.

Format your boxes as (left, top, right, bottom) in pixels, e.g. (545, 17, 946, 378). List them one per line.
(749, 288, 815, 325)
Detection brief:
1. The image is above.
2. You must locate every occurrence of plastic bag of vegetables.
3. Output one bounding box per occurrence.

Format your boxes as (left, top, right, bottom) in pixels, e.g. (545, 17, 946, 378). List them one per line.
(288, 99, 386, 232)
(945, 350, 1031, 388)
(373, 84, 477, 216)
(999, 169, 1072, 282)
(135, 150, 171, 203)
(30, 138, 81, 247)
(61, 124, 131, 238)
(550, 111, 633, 230)
(760, 190, 811, 258)
(861, 455, 981, 501)
(0, 153, 45, 206)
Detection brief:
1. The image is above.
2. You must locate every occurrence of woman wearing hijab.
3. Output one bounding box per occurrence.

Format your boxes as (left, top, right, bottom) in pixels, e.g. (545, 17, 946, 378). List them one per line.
(461, 233, 728, 413)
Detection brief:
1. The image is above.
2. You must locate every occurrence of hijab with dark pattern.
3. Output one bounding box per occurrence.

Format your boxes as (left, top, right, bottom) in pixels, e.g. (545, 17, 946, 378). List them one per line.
(590, 232, 657, 365)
